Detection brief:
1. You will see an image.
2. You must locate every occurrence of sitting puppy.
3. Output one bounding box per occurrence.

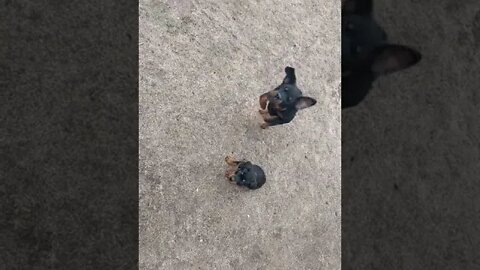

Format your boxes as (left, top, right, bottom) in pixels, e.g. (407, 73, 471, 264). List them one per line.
(224, 154, 266, 190)
(258, 66, 316, 129)
(342, 0, 422, 109)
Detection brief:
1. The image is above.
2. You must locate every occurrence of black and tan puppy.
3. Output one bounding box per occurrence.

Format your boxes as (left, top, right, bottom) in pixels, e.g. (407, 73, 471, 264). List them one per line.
(224, 154, 266, 190)
(258, 67, 317, 129)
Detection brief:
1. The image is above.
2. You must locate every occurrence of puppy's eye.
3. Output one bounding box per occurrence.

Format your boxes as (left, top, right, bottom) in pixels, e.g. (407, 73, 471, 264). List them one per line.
(284, 87, 289, 91)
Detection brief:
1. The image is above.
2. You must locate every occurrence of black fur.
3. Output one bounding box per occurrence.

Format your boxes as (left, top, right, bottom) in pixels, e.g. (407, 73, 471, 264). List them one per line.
(342, 0, 422, 109)
(232, 161, 266, 190)
(259, 66, 316, 128)
(225, 155, 266, 190)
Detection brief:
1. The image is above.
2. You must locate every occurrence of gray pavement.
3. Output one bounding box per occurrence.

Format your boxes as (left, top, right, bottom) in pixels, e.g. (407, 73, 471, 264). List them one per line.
(139, 0, 341, 269)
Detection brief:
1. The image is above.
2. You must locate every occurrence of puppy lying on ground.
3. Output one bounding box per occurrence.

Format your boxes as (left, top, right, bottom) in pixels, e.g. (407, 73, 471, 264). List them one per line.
(224, 154, 266, 190)
(258, 66, 317, 129)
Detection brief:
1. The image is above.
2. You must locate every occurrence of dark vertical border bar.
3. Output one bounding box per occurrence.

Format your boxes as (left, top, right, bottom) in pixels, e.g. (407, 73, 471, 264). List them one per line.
(2, 0, 138, 269)
(342, 0, 480, 269)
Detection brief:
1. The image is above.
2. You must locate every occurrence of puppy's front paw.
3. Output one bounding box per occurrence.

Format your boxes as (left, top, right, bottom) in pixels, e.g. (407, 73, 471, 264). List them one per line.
(260, 122, 269, 129)
(225, 168, 236, 178)
(225, 154, 236, 165)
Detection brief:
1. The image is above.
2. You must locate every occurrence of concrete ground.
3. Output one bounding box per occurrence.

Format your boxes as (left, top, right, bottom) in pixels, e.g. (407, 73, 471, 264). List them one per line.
(342, 0, 480, 269)
(139, 0, 340, 269)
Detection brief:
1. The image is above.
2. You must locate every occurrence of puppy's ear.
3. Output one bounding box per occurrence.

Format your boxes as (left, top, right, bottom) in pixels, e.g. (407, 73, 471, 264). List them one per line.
(283, 66, 296, 84)
(371, 44, 422, 76)
(295, 97, 317, 110)
(342, 0, 373, 16)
